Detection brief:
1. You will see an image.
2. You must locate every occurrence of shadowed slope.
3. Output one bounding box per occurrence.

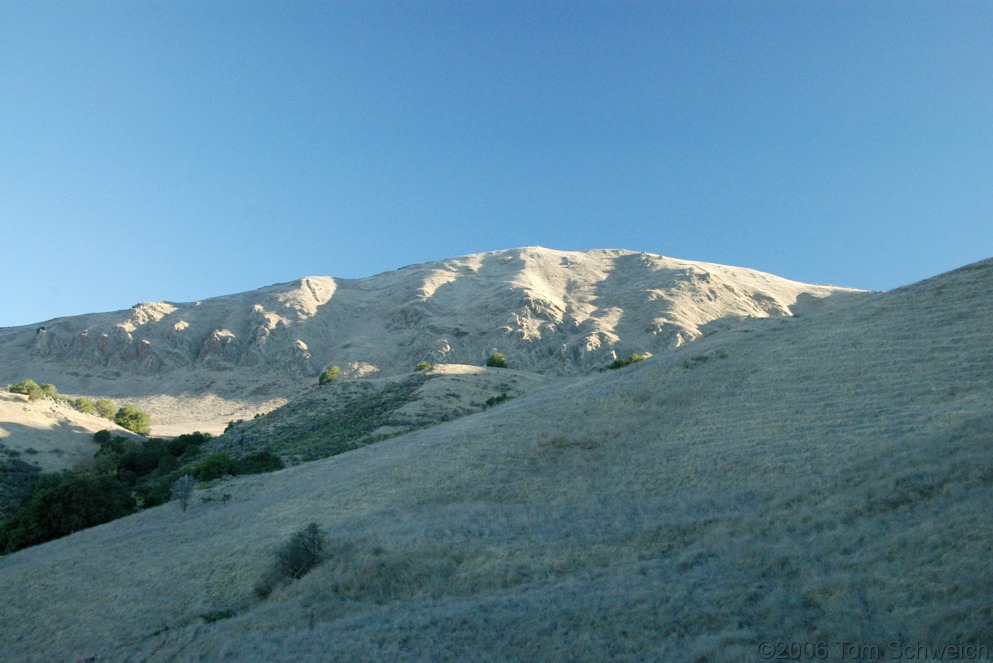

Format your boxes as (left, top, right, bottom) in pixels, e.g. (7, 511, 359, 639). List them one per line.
(0, 258, 988, 661)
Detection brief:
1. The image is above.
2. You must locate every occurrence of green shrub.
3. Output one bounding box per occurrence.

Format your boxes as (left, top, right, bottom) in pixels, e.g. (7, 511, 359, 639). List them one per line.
(119, 439, 168, 477)
(484, 393, 511, 407)
(607, 354, 647, 370)
(485, 352, 507, 368)
(415, 361, 432, 372)
(193, 453, 239, 481)
(94, 398, 117, 420)
(167, 432, 210, 457)
(318, 366, 342, 385)
(9, 379, 44, 401)
(237, 451, 284, 475)
(137, 480, 172, 508)
(73, 397, 96, 414)
(114, 405, 152, 435)
(224, 419, 244, 433)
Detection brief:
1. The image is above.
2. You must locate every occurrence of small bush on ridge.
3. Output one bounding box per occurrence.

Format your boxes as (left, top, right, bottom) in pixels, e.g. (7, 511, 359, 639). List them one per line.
(319, 365, 342, 385)
(485, 352, 507, 368)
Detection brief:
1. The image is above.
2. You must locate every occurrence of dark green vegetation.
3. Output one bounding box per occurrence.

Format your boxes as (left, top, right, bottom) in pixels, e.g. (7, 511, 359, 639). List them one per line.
(223, 373, 433, 463)
(115, 404, 152, 435)
(484, 392, 512, 407)
(0, 430, 283, 554)
(254, 522, 329, 599)
(8, 379, 58, 401)
(318, 365, 342, 385)
(605, 353, 647, 370)
(485, 352, 508, 368)
(0, 473, 135, 554)
(94, 398, 118, 419)
(0, 456, 42, 524)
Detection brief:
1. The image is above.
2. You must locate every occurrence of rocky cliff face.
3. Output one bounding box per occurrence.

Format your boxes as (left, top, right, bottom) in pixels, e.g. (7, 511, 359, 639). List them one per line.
(0, 247, 861, 400)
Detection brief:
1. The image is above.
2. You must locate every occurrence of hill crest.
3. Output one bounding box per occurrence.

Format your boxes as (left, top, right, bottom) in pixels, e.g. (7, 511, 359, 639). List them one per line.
(0, 247, 861, 434)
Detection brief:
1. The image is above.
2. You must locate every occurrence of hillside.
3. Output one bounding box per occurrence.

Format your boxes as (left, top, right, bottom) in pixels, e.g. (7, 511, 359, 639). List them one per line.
(0, 247, 859, 436)
(0, 393, 142, 521)
(215, 364, 555, 463)
(1, 257, 989, 661)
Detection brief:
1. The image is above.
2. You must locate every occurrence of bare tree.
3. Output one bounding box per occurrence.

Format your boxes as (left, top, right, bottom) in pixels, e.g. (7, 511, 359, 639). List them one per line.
(276, 522, 328, 579)
(255, 522, 329, 599)
(171, 474, 194, 512)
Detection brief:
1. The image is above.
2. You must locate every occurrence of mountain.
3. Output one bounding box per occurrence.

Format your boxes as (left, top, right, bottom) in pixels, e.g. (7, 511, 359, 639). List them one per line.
(1, 256, 989, 661)
(0, 247, 859, 435)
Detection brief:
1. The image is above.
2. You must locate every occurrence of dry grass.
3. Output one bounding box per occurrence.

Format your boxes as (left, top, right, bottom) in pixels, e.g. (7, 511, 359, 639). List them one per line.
(0, 247, 858, 438)
(1, 258, 992, 661)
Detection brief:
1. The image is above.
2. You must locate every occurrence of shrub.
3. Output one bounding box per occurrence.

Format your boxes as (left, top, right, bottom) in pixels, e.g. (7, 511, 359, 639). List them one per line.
(318, 366, 342, 385)
(115, 405, 152, 435)
(167, 432, 210, 457)
(255, 522, 328, 599)
(119, 439, 168, 477)
(237, 451, 284, 475)
(171, 475, 194, 512)
(193, 453, 239, 481)
(9, 379, 44, 401)
(73, 397, 96, 414)
(485, 352, 507, 368)
(484, 393, 511, 407)
(415, 361, 432, 372)
(94, 398, 117, 419)
(607, 354, 647, 370)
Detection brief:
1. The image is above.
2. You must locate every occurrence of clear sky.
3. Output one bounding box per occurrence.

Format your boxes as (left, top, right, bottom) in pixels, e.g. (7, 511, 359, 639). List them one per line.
(2, 1, 992, 327)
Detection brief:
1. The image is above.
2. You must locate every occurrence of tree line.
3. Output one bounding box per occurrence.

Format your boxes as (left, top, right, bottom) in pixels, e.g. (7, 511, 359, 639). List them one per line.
(8, 379, 151, 435)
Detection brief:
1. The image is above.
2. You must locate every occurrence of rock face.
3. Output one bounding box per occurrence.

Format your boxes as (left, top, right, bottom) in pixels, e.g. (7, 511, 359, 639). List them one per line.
(0, 247, 861, 400)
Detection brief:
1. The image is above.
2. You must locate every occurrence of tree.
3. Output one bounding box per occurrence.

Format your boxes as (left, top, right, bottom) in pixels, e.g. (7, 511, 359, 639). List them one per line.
(94, 398, 117, 420)
(171, 475, 194, 512)
(485, 352, 507, 368)
(193, 452, 238, 481)
(9, 379, 44, 401)
(318, 365, 341, 385)
(0, 473, 135, 553)
(73, 397, 96, 414)
(114, 405, 152, 435)
(276, 522, 328, 579)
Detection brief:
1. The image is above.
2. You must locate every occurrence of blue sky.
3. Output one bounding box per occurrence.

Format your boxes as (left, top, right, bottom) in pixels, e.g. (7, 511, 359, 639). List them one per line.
(2, 1, 992, 327)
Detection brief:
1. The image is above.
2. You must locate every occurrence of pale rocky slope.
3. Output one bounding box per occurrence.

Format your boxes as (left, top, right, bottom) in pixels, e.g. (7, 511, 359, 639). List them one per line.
(1, 257, 989, 662)
(0, 247, 859, 435)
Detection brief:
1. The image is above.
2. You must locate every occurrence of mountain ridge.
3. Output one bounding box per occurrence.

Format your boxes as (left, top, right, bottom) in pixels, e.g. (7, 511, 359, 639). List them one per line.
(0, 247, 861, 435)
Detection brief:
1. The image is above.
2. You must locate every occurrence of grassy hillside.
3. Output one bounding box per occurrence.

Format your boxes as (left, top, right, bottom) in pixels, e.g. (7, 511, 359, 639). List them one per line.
(0, 259, 990, 661)
(215, 364, 554, 463)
